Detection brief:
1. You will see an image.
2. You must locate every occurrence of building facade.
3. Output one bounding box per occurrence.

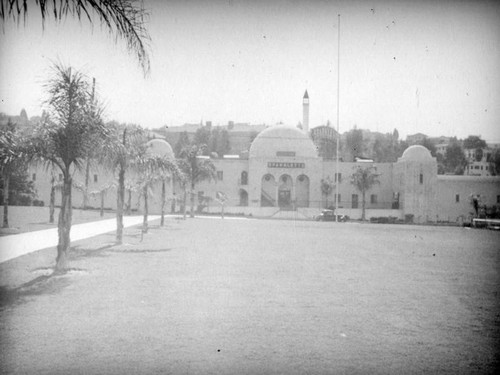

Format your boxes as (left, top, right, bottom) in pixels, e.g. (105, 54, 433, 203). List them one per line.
(29, 126, 500, 223)
(27, 90, 500, 224)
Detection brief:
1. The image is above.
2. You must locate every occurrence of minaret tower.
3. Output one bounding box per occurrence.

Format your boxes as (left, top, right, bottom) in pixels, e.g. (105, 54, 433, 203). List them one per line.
(302, 90, 309, 133)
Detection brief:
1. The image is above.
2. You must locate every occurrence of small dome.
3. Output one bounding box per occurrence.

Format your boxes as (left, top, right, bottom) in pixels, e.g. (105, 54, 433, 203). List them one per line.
(249, 125, 317, 159)
(146, 139, 174, 159)
(401, 145, 433, 161)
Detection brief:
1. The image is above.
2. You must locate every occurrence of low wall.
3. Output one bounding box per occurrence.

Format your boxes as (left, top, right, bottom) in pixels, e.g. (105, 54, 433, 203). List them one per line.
(336, 208, 403, 221)
(187, 204, 404, 221)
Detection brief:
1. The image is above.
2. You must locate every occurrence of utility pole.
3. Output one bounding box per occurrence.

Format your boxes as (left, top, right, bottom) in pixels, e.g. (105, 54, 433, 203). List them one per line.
(335, 14, 341, 222)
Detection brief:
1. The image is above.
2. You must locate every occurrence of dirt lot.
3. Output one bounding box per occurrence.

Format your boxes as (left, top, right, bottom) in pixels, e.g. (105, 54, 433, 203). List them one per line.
(1, 216, 499, 374)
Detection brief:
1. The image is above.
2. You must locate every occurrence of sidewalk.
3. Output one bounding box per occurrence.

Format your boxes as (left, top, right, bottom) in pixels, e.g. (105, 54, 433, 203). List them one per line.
(0, 215, 160, 263)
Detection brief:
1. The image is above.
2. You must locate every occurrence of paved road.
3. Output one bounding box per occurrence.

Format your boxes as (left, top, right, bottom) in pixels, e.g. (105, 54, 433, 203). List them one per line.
(0, 216, 160, 263)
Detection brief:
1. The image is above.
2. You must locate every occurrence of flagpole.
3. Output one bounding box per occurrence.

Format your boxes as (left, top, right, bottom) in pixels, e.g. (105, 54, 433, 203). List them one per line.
(335, 14, 340, 222)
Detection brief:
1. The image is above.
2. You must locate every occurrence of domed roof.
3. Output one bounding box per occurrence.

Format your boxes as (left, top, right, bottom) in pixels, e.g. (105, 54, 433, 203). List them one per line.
(401, 145, 433, 161)
(249, 125, 317, 159)
(146, 139, 174, 159)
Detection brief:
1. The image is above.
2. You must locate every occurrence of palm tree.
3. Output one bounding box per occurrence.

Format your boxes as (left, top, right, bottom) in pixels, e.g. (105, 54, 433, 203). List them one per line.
(0, 0, 151, 75)
(135, 153, 179, 233)
(98, 122, 145, 244)
(89, 182, 115, 217)
(125, 179, 137, 215)
(178, 145, 217, 218)
(30, 63, 107, 270)
(350, 165, 380, 221)
(0, 121, 27, 228)
(158, 171, 171, 227)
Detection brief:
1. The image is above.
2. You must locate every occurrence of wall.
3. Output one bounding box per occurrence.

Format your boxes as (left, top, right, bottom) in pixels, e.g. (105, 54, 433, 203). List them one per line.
(321, 161, 395, 210)
(435, 175, 500, 222)
(394, 157, 438, 223)
(27, 151, 500, 222)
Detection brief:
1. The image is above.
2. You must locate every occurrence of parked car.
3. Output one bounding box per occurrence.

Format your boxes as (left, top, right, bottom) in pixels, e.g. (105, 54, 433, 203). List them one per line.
(314, 209, 349, 222)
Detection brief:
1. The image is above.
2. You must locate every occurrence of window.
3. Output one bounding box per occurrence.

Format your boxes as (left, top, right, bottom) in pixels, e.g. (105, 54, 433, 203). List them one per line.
(217, 171, 223, 180)
(337, 194, 341, 203)
(352, 194, 358, 209)
(32, 173, 36, 181)
(370, 194, 377, 204)
(335, 173, 342, 183)
(497, 195, 500, 204)
(456, 194, 460, 203)
(240, 171, 248, 185)
(419, 173, 423, 184)
(94, 174, 98, 183)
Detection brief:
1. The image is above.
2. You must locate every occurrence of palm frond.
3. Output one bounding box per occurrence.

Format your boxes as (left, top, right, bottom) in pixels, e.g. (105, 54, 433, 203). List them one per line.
(1, 0, 151, 75)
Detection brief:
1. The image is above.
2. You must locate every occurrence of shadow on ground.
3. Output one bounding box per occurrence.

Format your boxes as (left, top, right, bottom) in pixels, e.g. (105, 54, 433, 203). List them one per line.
(0, 273, 73, 310)
(0, 227, 174, 309)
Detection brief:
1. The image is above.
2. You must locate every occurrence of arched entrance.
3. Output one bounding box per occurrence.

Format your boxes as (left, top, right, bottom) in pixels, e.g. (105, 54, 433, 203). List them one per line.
(261, 174, 276, 207)
(278, 174, 293, 209)
(239, 189, 248, 206)
(296, 174, 309, 207)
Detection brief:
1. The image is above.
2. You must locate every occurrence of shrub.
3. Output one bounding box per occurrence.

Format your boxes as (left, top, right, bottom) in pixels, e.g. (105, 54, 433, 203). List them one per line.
(32, 199, 45, 207)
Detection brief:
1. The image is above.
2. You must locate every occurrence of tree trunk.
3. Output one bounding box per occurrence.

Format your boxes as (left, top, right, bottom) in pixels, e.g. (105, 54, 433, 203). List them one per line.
(100, 191, 105, 217)
(182, 187, 187, 220)
(190, 182, 195, 218)
(116, 166, 125, 244)
(361, 190, 366, 221)
(83, 158, 90, 209)
(143, 185, 148, 233)
(2, 173, 9, 228)
(49, 178, 55, 224)
(56, 172, 72, 271)
(160, 180, 165, 226)
(126, 189, 132, 215)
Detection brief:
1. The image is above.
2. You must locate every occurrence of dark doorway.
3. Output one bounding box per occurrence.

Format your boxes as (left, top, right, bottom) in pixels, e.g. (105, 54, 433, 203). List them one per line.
(278, 190, 292, 209)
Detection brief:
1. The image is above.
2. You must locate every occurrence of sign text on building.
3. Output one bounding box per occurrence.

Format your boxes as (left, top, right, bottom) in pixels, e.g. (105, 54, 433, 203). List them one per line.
(268, 162, 305, 169)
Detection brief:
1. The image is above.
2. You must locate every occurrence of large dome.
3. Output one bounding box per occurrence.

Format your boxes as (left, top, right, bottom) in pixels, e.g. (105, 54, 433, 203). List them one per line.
(146, 139, 174, 159)
(400, 145, 433, 161)
(249, 125, 317, 159)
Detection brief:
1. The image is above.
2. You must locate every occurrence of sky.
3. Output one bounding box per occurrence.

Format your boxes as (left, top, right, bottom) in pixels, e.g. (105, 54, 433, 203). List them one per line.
(1, 0, 499, 142)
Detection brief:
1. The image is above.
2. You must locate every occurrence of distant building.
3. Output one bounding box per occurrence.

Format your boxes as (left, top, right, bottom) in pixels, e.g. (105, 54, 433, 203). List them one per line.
(161, 121, 267, 155)
(0, 110, 39, 133)
(435, 143, 449, 156)
(464, 146, 495, 177)
(28, 94, 500, 224)
(406, 133, 428, 145)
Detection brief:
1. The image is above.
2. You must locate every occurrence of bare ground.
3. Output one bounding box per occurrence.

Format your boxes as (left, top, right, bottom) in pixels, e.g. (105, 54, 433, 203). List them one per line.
(0, 216, 499, 374)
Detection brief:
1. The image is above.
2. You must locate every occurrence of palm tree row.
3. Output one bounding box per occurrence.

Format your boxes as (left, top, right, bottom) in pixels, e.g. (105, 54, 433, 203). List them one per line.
(1, 61, 222, 271)
(0, 63, 184, 271)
